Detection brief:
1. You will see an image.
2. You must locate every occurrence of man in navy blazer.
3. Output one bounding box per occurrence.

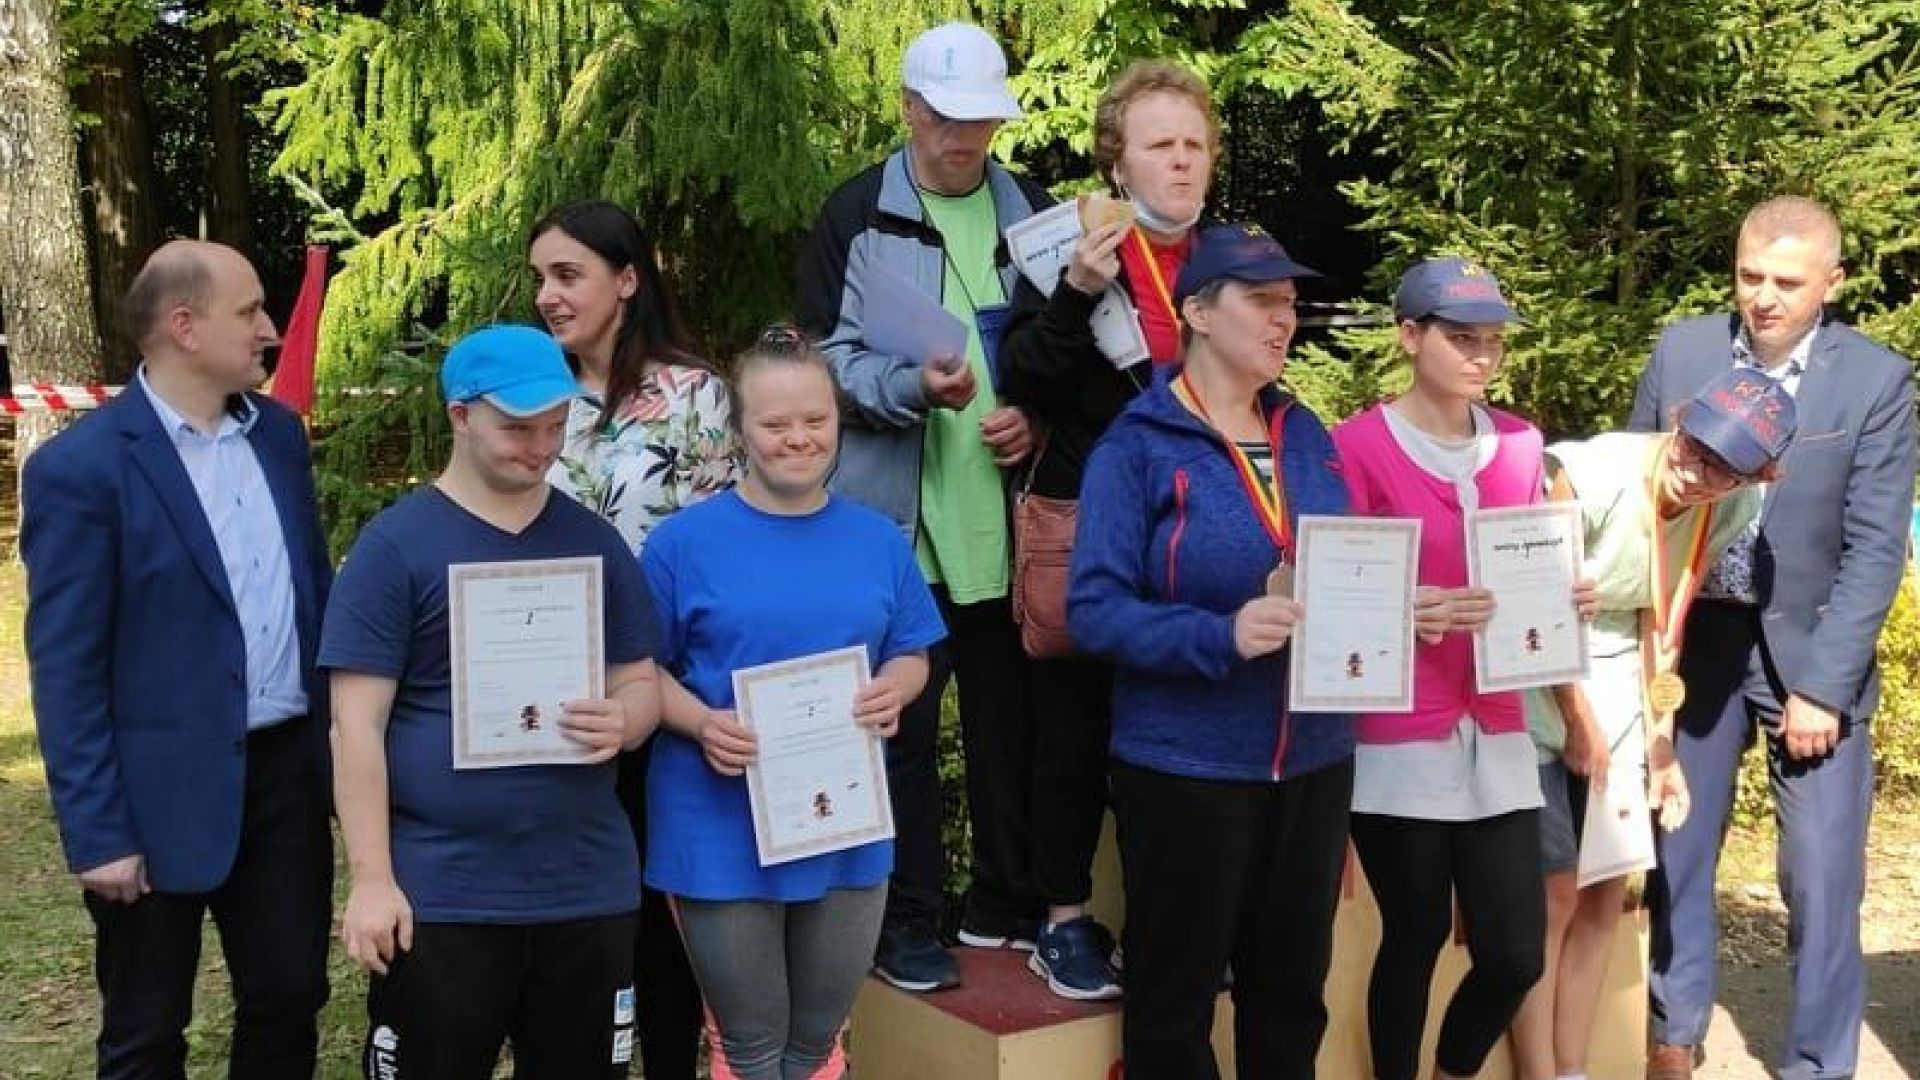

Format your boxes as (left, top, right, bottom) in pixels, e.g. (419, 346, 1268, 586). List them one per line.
(23, 240, 335, 1078)
(1628, 197, 1916, 1080)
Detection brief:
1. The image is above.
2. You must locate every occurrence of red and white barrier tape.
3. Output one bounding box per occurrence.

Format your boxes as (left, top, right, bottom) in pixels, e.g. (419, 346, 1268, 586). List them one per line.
(0, 383, 121, 414)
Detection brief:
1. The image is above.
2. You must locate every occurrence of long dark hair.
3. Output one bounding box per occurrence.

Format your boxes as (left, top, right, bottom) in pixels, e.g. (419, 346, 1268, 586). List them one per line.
(527, 200, 715, 431)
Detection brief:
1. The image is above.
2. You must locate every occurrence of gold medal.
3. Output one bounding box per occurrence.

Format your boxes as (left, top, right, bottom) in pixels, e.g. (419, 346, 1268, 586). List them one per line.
(1266, 560, 1294, 598)
(1648, 670, 1687, 714)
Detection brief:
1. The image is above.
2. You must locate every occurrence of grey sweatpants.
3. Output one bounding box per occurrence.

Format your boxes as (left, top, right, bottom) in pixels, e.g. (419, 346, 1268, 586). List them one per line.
(674, 884, 886, 1080)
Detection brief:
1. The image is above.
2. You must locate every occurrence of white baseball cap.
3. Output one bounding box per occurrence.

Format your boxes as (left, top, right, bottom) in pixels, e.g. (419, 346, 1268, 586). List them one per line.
(901, 23, 1024, 122)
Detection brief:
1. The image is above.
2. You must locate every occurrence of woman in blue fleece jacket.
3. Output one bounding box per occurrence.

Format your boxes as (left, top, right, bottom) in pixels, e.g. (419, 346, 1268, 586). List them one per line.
(1068, 223, 1354, 1080)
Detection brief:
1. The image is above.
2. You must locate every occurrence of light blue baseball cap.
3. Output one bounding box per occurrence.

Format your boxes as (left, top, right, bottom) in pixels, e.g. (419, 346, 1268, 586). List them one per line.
(440, 325, 576, 417)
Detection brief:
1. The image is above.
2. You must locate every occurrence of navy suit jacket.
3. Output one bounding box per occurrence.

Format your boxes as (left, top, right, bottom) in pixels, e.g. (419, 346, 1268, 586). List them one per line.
(23, 386, 333, 893)
(1628, 313, 1916, 720)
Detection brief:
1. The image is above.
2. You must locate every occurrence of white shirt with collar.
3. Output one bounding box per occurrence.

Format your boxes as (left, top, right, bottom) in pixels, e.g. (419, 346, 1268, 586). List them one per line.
(138, 369, 306, 728)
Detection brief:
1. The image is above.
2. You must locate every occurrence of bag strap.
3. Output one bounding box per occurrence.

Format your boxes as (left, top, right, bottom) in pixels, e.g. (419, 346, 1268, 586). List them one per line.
(1020, 427, 1051, 499)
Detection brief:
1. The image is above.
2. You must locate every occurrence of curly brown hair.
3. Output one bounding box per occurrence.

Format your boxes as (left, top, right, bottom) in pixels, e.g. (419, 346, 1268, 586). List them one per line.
(1091, 60, 1220, 188)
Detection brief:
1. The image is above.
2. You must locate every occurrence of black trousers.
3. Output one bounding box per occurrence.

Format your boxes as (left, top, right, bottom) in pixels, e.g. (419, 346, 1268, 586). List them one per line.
(1112, 757, 1354, 1080)
(615, 746, 703, 1080)
(1028, 654, 1112, 907)
(362, 914, 636, 1080)
(86, 715, 332, 1080)
(885, 589, 1040, 929)
(1351, 809, 1546, 1080)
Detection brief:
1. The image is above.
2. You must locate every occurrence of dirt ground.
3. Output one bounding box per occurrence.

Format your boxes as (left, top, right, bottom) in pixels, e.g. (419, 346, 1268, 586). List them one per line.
(1698, 806, 1920, 1078)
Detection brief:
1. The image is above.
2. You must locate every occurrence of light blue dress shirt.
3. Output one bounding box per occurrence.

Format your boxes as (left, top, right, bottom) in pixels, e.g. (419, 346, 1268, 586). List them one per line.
(139, 370, 306, 728)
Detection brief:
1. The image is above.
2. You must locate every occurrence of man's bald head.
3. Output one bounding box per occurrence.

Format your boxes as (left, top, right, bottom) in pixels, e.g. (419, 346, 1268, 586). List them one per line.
(1739, 196, 1843, 270)
(122, 240, 251, 352)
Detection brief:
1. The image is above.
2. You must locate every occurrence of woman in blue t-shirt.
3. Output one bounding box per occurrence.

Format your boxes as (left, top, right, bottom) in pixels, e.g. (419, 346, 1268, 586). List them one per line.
(639, 326, 945, 1080)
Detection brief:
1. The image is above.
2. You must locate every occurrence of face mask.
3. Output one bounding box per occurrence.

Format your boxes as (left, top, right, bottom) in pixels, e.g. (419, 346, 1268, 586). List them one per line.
(1119, 181, 1202, 234)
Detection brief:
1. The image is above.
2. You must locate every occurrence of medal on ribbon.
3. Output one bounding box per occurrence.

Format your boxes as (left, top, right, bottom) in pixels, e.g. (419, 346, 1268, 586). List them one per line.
(1642, 437, 1716, 719)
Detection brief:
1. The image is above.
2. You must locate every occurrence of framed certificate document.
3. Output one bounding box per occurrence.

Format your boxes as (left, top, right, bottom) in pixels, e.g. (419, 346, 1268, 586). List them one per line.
(1288, 515, 1420, 713)
(733, 646, 894, 867)
(1467, 505, 1589, 693)
(448, 556, 605, 770)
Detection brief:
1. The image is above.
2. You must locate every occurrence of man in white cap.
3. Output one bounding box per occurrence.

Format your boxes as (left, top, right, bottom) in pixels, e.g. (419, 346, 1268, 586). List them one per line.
(797, 21, 1050, 992)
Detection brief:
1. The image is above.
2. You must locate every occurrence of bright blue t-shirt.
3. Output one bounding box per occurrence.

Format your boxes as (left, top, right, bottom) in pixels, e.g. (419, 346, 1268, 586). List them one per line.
(318, 486, 656, 924)
(640, 490, 946, 901)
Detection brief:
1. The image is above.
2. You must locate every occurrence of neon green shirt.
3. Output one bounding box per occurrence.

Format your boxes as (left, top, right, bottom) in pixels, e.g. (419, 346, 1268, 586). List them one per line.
(914, 183, 1010, 603)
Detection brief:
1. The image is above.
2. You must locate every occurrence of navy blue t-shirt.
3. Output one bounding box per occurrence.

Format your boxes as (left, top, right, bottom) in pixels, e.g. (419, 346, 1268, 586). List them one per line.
(319, 486, 655, 923)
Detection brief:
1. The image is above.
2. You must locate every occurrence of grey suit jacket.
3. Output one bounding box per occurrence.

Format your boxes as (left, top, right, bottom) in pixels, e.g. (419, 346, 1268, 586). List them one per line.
(1627, 312, 1916, 720)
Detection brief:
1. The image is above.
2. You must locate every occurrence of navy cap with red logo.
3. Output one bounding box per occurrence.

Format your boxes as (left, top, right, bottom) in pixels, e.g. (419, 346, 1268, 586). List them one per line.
(1172, 223, 1322, 306)
(1395, 257, 1522, 324)
(1678, 367, 1799, 477)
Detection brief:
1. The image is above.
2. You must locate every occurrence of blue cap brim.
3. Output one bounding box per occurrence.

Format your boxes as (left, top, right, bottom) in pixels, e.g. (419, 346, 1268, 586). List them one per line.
(1426, 300, 1522, 324)
(482, 381, 576, 418)
(1679, 399, 1771, 476)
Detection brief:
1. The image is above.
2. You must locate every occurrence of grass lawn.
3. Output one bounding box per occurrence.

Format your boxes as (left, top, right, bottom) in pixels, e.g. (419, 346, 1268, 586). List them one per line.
(0, 562, 370, 1077)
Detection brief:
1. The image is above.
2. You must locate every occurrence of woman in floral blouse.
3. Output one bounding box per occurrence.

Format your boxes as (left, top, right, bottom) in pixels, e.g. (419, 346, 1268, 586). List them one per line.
(527, 198, 742, 1080)
(530, 199, 742, 554)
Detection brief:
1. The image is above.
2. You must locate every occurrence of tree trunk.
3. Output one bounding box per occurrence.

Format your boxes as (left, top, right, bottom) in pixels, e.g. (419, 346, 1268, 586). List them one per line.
(202, 18, 251, 254)
(76, 39, 159, 384)
(0, 0, 107, 480)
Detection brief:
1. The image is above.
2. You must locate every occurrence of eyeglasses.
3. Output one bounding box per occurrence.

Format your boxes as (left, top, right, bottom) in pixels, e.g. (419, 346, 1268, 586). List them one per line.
(1673, 433, 1753, 487)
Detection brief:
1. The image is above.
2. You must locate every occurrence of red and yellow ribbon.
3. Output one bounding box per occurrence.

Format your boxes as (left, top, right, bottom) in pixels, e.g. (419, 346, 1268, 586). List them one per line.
(1171, 369, 1293, 558)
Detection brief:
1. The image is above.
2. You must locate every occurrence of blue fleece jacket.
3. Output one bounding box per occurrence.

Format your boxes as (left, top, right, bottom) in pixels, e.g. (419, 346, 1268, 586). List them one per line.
(1068, 370, 1355, 782)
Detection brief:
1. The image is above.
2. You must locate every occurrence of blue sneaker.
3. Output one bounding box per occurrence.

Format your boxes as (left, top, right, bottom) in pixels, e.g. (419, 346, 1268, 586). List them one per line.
(1028, 917, 1122, 1001)
(873, 920, 959, 993)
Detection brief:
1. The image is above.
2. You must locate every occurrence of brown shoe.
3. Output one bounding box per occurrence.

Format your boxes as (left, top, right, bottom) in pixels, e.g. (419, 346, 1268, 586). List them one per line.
(1646, 1042, 1696, 1079)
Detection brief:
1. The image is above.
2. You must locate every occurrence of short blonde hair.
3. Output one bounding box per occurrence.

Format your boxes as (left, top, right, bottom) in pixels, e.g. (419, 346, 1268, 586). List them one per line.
(1092, 60, 1220, 186)
(1740, 196, 1842, 268)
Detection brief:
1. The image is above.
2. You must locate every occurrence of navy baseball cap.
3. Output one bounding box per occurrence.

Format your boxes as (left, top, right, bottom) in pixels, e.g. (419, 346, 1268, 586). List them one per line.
(1172, 223, 1321, 305)
(1678, 367, 1799, 476)
(441, 325, 577, 417)
(1395, 258, 1521, 323)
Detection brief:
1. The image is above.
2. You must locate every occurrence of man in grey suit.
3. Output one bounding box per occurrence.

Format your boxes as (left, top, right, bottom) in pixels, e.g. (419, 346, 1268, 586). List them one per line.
(1628, 196, 1916, 1080)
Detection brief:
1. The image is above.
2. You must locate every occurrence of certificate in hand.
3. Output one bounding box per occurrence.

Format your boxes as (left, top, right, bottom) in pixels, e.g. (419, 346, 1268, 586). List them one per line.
(1576, 772, 1657, 888)
(733, 646, 894, 867)
(1467, 504, 1589, 693)
(1288, 515, 1420, 713)
(448, 557, 604, 770)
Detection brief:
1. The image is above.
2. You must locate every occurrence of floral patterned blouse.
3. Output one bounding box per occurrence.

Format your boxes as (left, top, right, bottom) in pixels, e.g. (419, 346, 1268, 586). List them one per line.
(547, 363, 743, 555)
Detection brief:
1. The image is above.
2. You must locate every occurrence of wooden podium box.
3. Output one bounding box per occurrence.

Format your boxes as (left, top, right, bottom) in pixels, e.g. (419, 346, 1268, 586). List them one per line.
(849, 816, 1648, 1078)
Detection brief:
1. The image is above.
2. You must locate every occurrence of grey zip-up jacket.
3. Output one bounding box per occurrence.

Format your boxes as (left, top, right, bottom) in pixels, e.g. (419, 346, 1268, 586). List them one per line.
(795, 147, 1052, 532)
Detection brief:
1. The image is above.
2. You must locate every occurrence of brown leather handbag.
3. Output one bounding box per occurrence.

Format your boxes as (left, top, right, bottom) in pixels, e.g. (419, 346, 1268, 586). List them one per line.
(1011, 437, 1078, 658)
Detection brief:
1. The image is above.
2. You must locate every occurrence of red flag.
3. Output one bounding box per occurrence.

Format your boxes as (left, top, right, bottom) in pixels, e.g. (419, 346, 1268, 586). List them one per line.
(269, 244, 329, 416)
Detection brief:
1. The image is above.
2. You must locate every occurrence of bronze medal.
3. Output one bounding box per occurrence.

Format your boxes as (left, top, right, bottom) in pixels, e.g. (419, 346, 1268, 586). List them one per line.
(1648, 670, 1687, 715)
(1266, 560, 1294, 598)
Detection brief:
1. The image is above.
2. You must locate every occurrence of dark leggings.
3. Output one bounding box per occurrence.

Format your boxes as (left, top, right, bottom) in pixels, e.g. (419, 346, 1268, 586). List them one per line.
(1351, 810, 1545, 1080)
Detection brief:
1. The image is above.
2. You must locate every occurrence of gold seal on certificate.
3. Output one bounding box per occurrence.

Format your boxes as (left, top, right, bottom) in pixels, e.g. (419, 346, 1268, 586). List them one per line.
(1465, 504, 1590, 693)
(732, 646, 894, 867)
(1647, 670, 1687, 715)
(447, 556, 606, 770)
(1287, 515, 1420, 713)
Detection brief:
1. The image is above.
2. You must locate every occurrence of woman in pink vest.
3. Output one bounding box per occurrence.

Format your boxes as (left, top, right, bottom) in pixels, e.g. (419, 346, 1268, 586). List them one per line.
(1332, 259, 1590, 1080)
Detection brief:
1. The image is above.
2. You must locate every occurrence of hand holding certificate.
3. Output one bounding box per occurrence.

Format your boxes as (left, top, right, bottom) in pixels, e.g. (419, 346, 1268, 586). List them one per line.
(1466, 505, 1589, 692)
(733, 647, 894, 867)
(449, 557, 606, 769)
(1288, 516, 1421, 713)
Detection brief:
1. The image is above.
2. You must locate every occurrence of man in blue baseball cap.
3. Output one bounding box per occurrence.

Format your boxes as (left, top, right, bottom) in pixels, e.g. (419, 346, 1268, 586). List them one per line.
(322, 324, 664, 1077)
(1511, 366, 1797, 1080)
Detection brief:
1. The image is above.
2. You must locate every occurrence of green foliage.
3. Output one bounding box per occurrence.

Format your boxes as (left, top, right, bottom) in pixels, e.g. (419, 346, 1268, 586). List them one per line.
(1282, 0, 1920, 433)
